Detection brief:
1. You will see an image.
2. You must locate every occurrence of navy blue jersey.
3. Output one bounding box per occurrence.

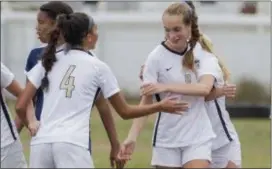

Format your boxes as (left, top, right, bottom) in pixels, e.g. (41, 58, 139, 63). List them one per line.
(25, 47, 44, 121)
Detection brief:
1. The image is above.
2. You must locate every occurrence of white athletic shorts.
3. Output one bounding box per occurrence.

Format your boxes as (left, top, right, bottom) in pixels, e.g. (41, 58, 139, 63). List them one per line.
(151, 139, 212, 167)
(210, 141, 242, 168)
(1, 140, 27, 168)
(29, 142, 94, 168)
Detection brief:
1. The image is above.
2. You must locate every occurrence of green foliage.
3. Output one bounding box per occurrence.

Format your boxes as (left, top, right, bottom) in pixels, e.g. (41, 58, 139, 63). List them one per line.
(230, 77, 270, 105)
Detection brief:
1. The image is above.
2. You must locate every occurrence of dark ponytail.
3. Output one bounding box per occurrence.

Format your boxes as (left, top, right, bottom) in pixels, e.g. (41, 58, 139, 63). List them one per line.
(57, 13, 89, 47)
(41, 12, 93, 91)
(40, 29, 60, 91)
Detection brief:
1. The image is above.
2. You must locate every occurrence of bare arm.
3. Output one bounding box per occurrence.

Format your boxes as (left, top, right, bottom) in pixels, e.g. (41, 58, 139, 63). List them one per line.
(15, 81, 37, 126)
(166, 75, 215, 96)
(6, 79, 36, 130)
(5, 79, 25, 132)
(205, 87, 224, 101)
(14, 102, 35, 133)
(126, 96, 152, 141)
(95, 93, 119, 146)
(108, 92, 162, 119)
(141, 75, 215, 97)
(13, 78, 36, 132)
(107, 91, 185, 120)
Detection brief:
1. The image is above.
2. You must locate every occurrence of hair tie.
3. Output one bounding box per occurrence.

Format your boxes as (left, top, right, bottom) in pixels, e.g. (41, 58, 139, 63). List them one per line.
(88, 16, 95, 30)
(66, 14, 71, 19)
(181, 1, 192, 11)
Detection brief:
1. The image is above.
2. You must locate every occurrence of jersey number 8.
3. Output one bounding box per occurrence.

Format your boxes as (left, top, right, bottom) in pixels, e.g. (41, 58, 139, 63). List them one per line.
(60, 65, 76, 98)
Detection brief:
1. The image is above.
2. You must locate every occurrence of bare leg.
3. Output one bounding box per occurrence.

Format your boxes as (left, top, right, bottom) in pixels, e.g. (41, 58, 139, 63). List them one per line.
(182, 159, 210, 168)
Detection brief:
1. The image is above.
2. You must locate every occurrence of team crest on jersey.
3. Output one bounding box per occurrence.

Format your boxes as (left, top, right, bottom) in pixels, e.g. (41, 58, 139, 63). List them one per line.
(194, 59, 200, 69)
(184, 73, 192, 83)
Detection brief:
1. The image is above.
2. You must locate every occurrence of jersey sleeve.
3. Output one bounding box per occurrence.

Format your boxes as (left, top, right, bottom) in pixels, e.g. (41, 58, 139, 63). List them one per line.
(142, 52, 159, 84)
(196, 55, 222, 81)
(97, 62, 120, 99)
(25, 49, 37, 73)
(25, 48, 44, 73)
(1, 62, 15, 88)
(26, 61, 45, 89)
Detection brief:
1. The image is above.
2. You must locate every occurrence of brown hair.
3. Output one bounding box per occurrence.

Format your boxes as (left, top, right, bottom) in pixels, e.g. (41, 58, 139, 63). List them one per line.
(183, 1, 231, 81)
(163, 2, 200, 69)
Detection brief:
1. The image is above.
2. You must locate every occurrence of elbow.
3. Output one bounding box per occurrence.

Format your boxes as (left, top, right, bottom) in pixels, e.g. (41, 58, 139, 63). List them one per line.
(15, 101, 26, 116)
(119, 111, 131, 120)
(201, 86, 212, 96)
(121, 115, 130, 120)
(118, 107, 132, 120)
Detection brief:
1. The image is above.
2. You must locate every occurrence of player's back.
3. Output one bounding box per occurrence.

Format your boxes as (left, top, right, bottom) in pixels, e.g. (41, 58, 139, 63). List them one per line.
(31, 49, 103, 148)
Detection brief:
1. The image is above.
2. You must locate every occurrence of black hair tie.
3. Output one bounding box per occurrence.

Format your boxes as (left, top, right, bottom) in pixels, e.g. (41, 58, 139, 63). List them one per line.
(66, 14, 71, 19)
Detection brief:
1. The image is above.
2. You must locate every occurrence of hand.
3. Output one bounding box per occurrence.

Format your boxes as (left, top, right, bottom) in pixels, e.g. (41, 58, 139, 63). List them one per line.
(140, 83, 167, 96)
(223, 83, 236, 98)
(159, 96, 189, 114)
(139, 65, 145, 81)
(110, 142, 125, 169)
(28, 120, 40, 136)
(118, 138, 136, 162)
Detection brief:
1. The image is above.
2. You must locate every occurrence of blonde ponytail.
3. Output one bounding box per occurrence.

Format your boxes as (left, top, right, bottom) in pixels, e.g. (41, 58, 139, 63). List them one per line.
(199, 34, 231, 82)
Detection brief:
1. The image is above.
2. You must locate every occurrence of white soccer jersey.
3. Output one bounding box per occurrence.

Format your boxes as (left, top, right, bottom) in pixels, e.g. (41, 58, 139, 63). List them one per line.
(26, 49, 120, 148)
(198, 34, 240, 150)
(202, 51, 240, 150)
(143, 42, 219, 147)
(205, 97, 240, 150)
(1, 62, 19, 148)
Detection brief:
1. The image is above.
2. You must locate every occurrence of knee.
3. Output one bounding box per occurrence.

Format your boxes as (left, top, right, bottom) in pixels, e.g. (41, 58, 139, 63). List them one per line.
(226, 161, 239, 168)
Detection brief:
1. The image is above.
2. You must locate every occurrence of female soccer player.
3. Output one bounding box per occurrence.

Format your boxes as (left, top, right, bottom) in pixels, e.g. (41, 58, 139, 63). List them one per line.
(1, 62, 37, 168)
(121, 2, 240, 169)
(15, 12, 188, 168)
(184, 1, 241, 168)
(120, 2, 225, 168)
(15, 1, 74, 133)
(15, 1, 122, 167)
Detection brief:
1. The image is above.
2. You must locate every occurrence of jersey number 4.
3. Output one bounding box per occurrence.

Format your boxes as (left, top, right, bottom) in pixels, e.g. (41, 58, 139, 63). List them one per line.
(60, 65, 76, 98)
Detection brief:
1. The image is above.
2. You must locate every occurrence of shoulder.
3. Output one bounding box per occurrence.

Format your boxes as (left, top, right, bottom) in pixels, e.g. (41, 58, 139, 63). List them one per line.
(88, 50, 98, 58)
(146, 43, 166, 63)
(1, 62, 11, 73)
(194, 44, 218, 68)
(91, 57, 108, 69)
(29, 47, 45, 56)
(1, 62, 6, 69)
(194, 43, 217, 62)
(28, 47, 45, 61)
(79, 52, 108, 71)
(1, 62, 14, 88)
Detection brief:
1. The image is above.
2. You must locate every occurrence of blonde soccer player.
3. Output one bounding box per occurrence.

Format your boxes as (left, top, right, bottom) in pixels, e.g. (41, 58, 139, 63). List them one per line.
(120, 1, 240, 169)
(120, 2, 222, 168)
(186, 1, 241, 168)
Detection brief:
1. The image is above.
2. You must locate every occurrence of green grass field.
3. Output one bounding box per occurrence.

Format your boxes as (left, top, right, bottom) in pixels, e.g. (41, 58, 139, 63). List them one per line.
(8, 101, 271, 168)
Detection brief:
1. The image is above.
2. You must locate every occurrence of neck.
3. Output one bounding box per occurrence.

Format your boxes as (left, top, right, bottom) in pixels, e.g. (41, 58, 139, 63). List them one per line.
(68, 44, 90, 52)
(165, 40, 188, 54)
